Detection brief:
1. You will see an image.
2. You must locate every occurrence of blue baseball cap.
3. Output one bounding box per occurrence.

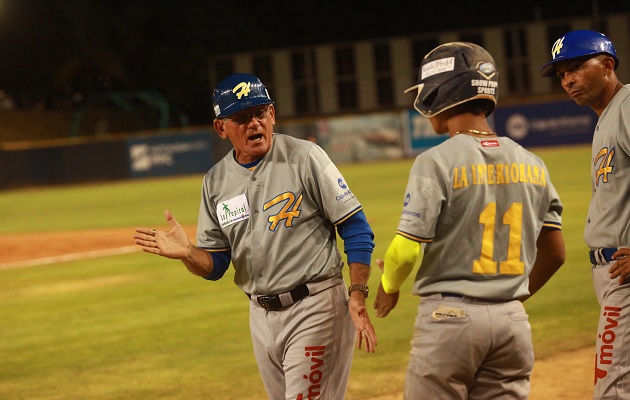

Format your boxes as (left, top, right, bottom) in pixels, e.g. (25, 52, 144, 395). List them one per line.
(540, 30, 618, 77)
(212, 73, 274, 118)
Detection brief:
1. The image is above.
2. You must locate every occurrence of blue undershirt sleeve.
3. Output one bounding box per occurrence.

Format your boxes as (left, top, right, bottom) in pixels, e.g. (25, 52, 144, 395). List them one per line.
(203, 250, 231, 281)
(336, 210, 375, 266)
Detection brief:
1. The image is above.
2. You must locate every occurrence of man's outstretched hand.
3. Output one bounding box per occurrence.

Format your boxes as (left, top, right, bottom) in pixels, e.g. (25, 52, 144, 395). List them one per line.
(373, 259, 400, 318)
(133, 210, 193, 259)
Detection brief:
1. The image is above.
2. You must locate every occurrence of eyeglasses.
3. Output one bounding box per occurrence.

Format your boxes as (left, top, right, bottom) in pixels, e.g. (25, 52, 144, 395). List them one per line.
(225, 105, 271, 125)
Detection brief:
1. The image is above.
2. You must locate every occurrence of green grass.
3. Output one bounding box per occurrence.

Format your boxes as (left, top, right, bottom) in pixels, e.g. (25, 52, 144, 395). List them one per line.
(0, 144, 597, 399)
(0, 175, 206, 233)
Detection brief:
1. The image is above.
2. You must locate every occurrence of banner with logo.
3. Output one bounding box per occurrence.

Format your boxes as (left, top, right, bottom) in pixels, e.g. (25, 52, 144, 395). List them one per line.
(127, 131, 213, 178)
(403, 109, 449, 156)
(492, 100, 596, 147)
(281, 112, 404, 164)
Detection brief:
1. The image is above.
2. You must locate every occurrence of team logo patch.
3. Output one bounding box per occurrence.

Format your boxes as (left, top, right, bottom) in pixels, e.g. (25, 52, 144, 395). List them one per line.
(338, 178, 348, 189)
(217, 194, 250, 228)
(552, 36, 565, 60)
(263, 192, 302, 231)
(232, 82, 251, 99)
(594, 146, 615, 186)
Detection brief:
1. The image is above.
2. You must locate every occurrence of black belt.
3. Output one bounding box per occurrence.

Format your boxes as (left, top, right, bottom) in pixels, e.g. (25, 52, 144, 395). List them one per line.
(247, 283, 310, 311)
(441, 293, 513, 303)
(589, 248, 618, 265)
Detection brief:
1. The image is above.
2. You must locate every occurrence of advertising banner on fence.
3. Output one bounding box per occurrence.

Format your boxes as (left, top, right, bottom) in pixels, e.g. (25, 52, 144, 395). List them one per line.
(403, 109, 449, 156)
(127, 131, 213, 178)
(403, 99, 595, 155)
(492, 100, 596, 147)
(319, 112, 404, 163)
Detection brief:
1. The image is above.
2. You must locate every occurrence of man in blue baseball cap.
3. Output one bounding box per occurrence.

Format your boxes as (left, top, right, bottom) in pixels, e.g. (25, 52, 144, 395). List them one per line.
(134, 72, 378, 399)
(211, 73, 276, 164)
(541, 30, 630, 399)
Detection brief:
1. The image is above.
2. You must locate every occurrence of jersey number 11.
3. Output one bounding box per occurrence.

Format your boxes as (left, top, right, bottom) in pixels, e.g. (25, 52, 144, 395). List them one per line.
(473, 202, 524, 275)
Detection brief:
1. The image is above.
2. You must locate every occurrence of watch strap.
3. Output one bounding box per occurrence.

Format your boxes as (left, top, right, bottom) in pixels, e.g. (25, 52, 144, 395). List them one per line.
(348, 284, 369, 298)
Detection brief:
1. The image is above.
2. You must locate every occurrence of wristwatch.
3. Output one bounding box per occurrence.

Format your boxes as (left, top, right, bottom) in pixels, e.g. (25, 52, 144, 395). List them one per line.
(348, 284, 369, 298)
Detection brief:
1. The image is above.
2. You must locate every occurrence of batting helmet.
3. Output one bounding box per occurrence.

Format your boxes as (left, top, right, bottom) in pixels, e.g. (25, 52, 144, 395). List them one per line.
(404, 42, 498, 117)
(540, 30, 618, 77)
(213, 73, 274, 118)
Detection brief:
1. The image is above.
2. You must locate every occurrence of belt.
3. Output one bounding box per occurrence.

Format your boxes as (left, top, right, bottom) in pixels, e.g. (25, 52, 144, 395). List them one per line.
(246, 274, 343, 312)
(589, 248, 618, 265)
(247, 284, 309, 311)
(440, 292, 514, 303)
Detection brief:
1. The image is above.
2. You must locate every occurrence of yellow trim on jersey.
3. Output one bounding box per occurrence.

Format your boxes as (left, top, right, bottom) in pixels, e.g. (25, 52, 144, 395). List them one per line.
(204, 248, 231, 253)
(334, 206, 363, 226)
(381, 234, 422, 294)
(396, 229, 433, 243)
(542, 221, 562, 230)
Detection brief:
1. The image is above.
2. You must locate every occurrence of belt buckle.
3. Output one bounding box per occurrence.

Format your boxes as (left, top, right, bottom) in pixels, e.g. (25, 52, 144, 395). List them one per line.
(257, 295, 274, 311)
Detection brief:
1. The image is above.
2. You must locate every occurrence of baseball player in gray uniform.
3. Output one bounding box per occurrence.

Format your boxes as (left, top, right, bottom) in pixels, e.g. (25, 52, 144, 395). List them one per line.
(541, 30, 630, 399)
(134, 73, 378, 399)
(373, 42, 566, 399)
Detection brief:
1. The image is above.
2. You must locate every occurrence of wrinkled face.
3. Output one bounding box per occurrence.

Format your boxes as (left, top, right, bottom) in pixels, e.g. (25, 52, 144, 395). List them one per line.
(553, 55, 612, 107)
(213, 104, 276, 164)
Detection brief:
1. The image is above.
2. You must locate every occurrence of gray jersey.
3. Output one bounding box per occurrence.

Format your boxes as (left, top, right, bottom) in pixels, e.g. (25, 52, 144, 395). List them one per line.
(584, 85, 630, 249)
(397, 134, 562, 299)
(196, 134, 363, 294)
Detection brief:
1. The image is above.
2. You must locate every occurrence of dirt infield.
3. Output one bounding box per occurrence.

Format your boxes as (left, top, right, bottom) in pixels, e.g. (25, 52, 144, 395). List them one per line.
(0, 227, 595, 399)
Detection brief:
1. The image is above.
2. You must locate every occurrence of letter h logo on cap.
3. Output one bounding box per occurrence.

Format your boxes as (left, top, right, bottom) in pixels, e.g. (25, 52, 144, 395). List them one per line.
(233, 82, 251, 99)
(213, 73, 274, 118)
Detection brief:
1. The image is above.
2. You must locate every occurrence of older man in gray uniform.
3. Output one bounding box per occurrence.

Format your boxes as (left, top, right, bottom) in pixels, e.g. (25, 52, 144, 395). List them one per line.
(541, 30, 630, 399)
(134, 73, 377, 399)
